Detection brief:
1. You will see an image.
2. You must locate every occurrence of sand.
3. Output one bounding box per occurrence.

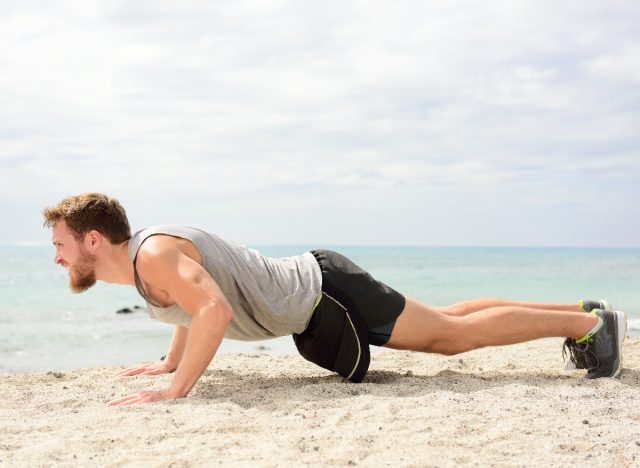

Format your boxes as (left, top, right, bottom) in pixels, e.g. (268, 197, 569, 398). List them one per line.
(1, 337, 639, 467)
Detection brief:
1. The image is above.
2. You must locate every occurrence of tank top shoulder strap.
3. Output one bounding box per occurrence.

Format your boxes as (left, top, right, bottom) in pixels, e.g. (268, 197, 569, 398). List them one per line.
(128, 227, 170, 308)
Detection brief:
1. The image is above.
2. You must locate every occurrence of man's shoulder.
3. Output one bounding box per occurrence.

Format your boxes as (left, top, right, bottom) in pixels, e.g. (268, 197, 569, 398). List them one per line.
(135, 225, 202, 247)
(138, 224, 195, 235)
(135, 237, 183, 282)
(137, 233, 185, 258)
(136, 226, 207, 267)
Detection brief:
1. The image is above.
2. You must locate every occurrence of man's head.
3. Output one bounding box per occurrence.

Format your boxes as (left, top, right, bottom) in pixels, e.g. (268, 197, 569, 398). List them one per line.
(43, 193, 131, 293)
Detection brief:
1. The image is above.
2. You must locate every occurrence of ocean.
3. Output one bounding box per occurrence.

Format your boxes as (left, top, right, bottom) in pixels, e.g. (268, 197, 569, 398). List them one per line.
(1, 243, 639, 373)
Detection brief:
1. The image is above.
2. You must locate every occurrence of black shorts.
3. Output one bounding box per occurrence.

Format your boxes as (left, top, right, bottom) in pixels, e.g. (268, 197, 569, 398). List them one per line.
(292, 250, 406, 382)
(309, 249, 406, 346)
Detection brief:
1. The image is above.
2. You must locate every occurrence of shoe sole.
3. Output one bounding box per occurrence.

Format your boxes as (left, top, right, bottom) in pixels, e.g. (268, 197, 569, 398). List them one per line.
(611, 310, 627, 378)
(600, 299, 613, 312)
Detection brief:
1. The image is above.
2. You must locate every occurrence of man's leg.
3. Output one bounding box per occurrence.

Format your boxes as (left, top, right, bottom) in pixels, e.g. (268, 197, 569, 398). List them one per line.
(435, 298, 584, 317)
(384, 297, 598, 355)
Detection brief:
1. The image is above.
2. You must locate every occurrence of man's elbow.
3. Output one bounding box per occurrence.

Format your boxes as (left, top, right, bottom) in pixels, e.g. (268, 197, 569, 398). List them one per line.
(208, 300, 233, 325)
(218, 302, 233, 324)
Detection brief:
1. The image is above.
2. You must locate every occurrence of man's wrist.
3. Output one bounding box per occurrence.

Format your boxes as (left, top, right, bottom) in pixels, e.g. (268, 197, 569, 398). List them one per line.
(164, 361, 179, 373)
(167, 385, 188, 399)
(163, 353, 181, 370)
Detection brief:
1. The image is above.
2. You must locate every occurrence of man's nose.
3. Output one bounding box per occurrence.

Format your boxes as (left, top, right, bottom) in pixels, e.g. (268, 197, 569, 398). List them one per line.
(54, 253, 63, 265)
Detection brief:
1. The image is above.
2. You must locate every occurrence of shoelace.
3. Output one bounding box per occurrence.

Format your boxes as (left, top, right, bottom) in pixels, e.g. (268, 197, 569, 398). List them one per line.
(562, 338, 600, 370)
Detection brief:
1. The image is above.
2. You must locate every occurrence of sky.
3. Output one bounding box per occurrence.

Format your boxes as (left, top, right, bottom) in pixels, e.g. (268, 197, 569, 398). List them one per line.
(1, 0, 639, 247)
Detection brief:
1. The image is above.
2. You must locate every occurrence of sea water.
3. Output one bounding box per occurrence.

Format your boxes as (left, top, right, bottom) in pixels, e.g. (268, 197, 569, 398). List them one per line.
(1, 243, 639, 373)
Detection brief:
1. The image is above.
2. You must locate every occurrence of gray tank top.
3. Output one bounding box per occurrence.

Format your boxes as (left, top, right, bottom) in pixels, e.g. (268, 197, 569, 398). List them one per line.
(128, 225, 322, 340)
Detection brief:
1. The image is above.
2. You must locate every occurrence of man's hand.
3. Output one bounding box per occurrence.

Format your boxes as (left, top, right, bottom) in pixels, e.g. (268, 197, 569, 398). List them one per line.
(116, 361, 177, 377)
(107, 389, 177, 406)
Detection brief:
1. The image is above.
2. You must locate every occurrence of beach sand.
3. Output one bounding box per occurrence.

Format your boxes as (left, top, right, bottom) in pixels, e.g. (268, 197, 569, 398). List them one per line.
(2, 337, 639, 467)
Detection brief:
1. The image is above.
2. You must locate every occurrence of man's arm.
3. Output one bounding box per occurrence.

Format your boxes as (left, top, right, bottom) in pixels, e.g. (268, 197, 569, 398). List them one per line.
(108, 237, 233, 405)
(168, 300, 229, 398)
(164, 325, 189, 370)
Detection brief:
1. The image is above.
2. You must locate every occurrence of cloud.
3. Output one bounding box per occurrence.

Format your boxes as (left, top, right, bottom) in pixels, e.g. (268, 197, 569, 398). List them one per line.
(587, 45, 640, 83)
(1, 0, 639, 245)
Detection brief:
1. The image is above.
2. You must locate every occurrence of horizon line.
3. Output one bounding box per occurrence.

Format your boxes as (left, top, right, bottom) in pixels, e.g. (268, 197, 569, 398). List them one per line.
(3, 240, 640, 250)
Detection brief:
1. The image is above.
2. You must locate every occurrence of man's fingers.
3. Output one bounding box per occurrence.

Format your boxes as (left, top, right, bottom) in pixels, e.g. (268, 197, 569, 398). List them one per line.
(116, 364, 153, 376)
(107, 390, 167, 406)
(116, 366, 143, 376)
(108, 394, 140, 406)
(116, 362, 170, 376)
(117, 369, 142, 377)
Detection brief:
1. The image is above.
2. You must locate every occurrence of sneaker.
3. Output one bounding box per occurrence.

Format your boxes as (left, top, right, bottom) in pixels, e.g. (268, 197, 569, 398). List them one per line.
(563, 309, 626, 379)
(563, 299, 614, 370)
(587, 309, 627, 379)
(562, 337, 597, 370)
(578, 299, 613, 312)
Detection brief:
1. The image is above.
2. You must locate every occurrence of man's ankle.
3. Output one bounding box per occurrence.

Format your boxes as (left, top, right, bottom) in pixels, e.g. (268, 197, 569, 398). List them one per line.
(575, 311, 603, 342)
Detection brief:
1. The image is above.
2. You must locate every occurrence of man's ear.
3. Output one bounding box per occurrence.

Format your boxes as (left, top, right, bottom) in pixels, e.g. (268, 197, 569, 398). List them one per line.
(86, 230, 102, 249)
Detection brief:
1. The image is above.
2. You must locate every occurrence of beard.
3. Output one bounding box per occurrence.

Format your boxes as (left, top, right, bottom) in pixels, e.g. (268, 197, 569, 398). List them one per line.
(68, 247, 97, 294)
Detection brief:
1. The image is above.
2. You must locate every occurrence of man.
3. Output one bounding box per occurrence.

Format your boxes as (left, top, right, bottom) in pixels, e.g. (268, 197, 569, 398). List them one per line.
(43, 193, 627, 406)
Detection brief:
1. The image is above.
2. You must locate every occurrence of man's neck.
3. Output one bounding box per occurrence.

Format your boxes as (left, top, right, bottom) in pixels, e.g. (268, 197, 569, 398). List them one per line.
(95, 240, 135, 286)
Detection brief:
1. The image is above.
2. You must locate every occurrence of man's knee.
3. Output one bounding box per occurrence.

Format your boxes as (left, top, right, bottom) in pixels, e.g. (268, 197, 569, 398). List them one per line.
(436, 305, 466, 317)
(423, 317, 479, 355)
(427, 339, 475, 356)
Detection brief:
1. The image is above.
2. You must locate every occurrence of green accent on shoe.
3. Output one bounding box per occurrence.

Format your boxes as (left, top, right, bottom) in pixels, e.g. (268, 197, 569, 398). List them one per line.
(578, 300, 587, 312)
(576, 311, 604, 344)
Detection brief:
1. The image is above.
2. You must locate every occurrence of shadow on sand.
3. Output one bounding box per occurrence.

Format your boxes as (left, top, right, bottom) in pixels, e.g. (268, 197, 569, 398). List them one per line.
(183, 365, 640, 409)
